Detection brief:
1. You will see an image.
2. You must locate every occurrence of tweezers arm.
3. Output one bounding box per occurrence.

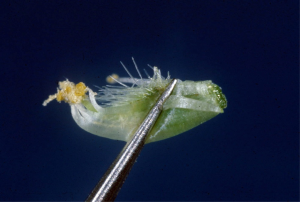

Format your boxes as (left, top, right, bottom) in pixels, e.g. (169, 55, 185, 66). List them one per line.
(86, 79, 178, 202)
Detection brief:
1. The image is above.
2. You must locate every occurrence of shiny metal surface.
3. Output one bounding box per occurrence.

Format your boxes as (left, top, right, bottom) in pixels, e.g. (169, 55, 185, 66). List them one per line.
(85, 79, 178, 202)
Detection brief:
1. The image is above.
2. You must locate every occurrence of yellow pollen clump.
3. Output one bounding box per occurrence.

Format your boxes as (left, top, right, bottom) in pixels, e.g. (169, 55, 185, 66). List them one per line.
(43, 80, 88, 106)
(106, 74, 119, 84)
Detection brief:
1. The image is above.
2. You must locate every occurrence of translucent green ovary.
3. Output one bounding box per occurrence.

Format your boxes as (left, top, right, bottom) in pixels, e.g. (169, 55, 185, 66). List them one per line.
(76, 80, 227, 143)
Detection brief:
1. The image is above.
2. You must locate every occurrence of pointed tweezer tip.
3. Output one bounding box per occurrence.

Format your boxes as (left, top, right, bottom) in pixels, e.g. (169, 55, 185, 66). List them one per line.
(86, 79, 177, 202)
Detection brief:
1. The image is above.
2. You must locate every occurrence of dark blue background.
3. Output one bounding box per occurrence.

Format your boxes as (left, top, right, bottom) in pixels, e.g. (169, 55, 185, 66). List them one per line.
(0, 0, 298, 201)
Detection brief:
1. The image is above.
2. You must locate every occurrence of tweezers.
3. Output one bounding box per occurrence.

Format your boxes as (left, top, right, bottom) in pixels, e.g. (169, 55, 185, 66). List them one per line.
(85, 79, 178, 202)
